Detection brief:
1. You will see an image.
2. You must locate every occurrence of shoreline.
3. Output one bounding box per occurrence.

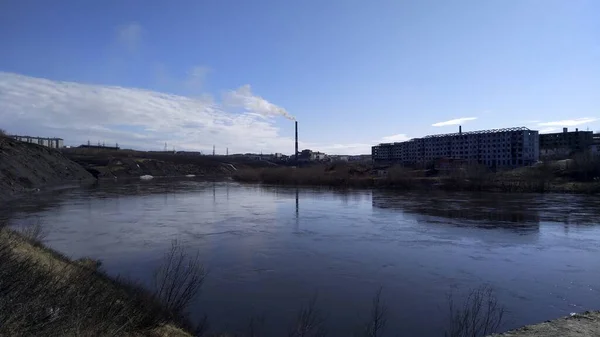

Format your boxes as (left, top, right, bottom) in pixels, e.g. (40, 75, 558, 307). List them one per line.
(231, 164, 600, 194)
(0, 226, 194, 336)
(489, 311, 600, 337)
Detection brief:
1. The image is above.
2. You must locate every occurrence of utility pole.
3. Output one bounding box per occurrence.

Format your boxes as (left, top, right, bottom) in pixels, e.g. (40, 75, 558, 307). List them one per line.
(212, 145, 215, 156)
(87, 140, 90, 146)
(226, 147, 229, 156)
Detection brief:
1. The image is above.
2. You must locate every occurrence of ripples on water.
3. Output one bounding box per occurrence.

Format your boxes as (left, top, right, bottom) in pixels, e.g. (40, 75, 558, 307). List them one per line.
(2, 179, 600, 336)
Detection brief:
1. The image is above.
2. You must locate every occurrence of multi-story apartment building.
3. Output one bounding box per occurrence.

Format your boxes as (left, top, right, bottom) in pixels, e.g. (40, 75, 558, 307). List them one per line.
(372, 127, 539, 168)
(539, 128, 593, 158)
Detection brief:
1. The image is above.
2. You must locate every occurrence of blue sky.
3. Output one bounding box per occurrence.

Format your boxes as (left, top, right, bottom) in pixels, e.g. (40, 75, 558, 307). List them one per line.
(1, 0, 599, 154)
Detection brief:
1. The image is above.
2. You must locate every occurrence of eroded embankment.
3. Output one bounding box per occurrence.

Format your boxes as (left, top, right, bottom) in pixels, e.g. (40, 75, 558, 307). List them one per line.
(0, 136, 94, 201)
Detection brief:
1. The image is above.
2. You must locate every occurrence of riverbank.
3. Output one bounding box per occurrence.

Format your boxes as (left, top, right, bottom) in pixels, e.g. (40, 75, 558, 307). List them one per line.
(63, 148, 274, 179)
(490, 311, 600, 337)
(0, 136, 95, 201)
(232, 160, 600, 194)
(0, 225, 195, 336)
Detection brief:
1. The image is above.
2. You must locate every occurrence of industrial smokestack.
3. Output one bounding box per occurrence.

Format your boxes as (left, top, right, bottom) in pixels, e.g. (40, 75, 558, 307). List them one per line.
(459, 125, 462, 134)
(295, 121, 298, 161)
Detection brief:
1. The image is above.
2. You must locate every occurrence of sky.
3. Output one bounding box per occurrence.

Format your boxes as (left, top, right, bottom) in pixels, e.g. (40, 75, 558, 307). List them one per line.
(0, 0, 599, 155)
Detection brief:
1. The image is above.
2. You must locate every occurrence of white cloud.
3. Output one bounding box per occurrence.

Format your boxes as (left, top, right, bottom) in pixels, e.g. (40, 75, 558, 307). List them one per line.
(0, 72, 299, 154)
(116, 22, 142, 52)
(539, 127, 559, 134)
(537, 118, 598, 127)
(223, 85, 295, 120)
(432, 117, 477, 127)
(378, 133, 410, 143)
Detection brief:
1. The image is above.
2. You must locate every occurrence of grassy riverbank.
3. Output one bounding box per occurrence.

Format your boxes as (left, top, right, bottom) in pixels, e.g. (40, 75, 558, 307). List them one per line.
(0, 225, 199, 337)
(232, 156, 600, 194)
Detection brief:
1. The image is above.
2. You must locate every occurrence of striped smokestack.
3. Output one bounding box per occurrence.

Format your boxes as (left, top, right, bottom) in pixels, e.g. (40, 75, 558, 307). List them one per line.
(295, 121, 298, 161)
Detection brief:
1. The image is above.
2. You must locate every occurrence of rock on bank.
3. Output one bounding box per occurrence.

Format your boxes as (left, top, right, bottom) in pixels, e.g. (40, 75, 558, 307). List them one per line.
(0, 136, 94, 201)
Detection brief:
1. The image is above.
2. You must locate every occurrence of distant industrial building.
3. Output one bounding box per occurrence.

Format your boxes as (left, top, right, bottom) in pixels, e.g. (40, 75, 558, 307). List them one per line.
(372, 126, 539, 168)
(298, 149, 327, 161)
(539, 128, 594, 158)
(78, 144, 120, 150)
(11, 135, 64, 149)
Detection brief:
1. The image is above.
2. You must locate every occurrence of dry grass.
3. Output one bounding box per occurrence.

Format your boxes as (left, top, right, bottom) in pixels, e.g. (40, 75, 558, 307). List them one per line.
(233, 159, 600, 194)
(0, 226, 202, 337)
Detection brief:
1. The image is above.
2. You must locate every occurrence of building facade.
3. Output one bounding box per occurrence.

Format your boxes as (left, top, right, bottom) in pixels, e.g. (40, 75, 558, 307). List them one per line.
(372, 127, 539, 168)
(11, 135, 64, 149)
(539, 128, 593, 158)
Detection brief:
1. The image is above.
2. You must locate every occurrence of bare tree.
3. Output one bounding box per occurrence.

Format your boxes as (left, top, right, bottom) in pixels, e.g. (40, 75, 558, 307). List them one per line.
(288, 293, 327, 337)
(154, 240, 206, 316)
(445, 285, 505, 337)
(0, 128, 6, 137)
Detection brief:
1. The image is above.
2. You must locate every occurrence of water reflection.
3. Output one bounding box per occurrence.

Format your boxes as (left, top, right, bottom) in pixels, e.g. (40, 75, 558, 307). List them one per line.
(372, 190, 541, 232)
(2, 182, 600, 336)
(372, 190, 600, 226)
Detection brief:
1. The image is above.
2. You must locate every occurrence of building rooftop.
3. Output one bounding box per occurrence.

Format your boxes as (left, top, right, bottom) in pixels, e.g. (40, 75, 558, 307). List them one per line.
(375, 127, 535, 146)
(422, 126, 532, 139)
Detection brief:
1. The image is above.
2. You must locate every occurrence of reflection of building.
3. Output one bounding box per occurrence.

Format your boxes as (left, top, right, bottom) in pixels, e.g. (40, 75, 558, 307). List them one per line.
(539, 128, 593, 159)
(371, 189, 541, 229)
(372, 126, 539, 168)
(11, 135, 64, 148)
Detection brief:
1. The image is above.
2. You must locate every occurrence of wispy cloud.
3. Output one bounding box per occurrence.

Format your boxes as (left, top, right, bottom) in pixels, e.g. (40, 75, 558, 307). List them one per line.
(186, 66, 211, 92)
(0, 72, 298, 154)
(116, 22, 142, 52)
(432, 117, 477, 127)
(537, 118, 598, 127)
(378, 134, 410, 143)
(539, 127, 559, 134)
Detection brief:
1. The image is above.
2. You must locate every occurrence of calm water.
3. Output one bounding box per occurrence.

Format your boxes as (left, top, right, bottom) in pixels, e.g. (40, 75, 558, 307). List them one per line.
(2, 179, 600, 336)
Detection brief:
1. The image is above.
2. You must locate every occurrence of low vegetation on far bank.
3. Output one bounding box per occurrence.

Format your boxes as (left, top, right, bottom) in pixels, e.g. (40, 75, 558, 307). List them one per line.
(232, 154, 600, 194)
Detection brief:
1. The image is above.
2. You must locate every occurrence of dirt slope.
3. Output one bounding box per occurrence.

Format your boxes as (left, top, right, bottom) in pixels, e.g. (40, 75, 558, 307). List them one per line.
(0, 136, 94, 201)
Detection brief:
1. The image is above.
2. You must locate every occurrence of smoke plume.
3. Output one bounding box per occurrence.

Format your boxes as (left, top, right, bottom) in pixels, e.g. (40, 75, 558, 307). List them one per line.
(224, 85, 295, 120)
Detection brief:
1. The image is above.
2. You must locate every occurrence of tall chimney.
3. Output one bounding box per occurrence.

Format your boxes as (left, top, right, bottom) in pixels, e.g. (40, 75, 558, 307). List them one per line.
(295, 121, 298, 161)
(459, 125, 462, 134)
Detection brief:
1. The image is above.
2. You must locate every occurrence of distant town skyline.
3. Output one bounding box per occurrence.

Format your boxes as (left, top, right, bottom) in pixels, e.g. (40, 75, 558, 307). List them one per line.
(1, 1, 599, 155)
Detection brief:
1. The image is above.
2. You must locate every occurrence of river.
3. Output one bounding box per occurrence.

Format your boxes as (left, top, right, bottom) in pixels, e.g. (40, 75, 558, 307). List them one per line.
(2, 179, 600, 336)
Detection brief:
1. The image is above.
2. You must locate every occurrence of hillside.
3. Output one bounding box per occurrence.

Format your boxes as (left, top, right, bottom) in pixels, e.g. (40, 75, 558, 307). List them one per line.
(0, 136, 94, 201)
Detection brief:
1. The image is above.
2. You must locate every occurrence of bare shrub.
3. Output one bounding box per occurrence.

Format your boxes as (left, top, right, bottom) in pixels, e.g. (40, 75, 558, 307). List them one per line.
(19, 220, 48, 243)
(0, 128, 7, 137)
(445, 285, 505, 337)
(288, 294, 327, 337)
(357, 287, 387, 337)
(154, 240, 206, 317)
